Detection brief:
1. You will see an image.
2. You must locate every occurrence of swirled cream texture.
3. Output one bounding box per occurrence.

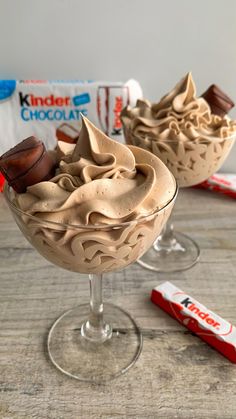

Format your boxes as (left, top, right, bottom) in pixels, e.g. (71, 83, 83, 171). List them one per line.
(13, 116, 176, 273)
(121, 73, 236, 187)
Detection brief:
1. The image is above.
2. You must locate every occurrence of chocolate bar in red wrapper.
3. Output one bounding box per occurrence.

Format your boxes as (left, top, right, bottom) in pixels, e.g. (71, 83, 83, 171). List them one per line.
(56, 123, 80, 144)
(108, 86, 129, 139)
(151, 282, 236, 363)
(195, 174, 236, 199)
(97, 85, 130, 141)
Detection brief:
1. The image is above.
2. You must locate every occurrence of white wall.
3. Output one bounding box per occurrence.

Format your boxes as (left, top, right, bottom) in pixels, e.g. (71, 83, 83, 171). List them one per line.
(0, 0, 235, 171)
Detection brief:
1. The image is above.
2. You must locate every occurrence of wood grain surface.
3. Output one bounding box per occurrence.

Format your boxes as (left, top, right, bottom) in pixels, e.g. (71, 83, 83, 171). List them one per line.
(0, 188, 236, 419)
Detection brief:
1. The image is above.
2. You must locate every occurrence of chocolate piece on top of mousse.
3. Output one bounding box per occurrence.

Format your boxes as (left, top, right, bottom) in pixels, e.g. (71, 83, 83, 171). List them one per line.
(56, 123, 80, 144)
(0, 136, 56, 193)
(201, 84, 234, 117)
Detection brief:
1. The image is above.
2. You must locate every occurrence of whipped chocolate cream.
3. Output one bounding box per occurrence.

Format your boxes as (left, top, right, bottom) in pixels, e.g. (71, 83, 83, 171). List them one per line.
(12, 116, 176, 273)
(121, 73, 236, 187)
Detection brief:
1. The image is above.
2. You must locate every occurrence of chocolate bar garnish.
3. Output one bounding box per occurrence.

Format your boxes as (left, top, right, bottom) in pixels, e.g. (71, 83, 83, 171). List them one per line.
(0, 136, 55, 193)
(56, 123, 80, 144)
(201, 84, 234, 117)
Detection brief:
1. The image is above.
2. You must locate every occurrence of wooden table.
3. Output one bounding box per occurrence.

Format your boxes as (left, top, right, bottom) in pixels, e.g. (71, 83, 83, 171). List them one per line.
(0, 187, 236, 419)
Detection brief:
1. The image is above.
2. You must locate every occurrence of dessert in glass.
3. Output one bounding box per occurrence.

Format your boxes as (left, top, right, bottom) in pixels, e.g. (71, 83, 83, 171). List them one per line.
(121, 73, 236, 272)
(1, 116, 177, 383)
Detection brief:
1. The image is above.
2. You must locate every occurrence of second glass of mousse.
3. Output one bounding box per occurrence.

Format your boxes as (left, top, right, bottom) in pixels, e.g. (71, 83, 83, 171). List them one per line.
(121, 73, 236, 272)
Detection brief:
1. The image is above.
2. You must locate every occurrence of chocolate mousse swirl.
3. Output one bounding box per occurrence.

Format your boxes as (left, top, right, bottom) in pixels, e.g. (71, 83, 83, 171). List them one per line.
(16, 116, 175, 225)
(121, 73, 236, 187)
(12, 116, 176, 273)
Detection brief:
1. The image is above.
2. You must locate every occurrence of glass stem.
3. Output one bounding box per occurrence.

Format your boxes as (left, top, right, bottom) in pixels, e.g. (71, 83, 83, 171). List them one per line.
(81, 274, 112, 343)
(153, 219, 177, 251)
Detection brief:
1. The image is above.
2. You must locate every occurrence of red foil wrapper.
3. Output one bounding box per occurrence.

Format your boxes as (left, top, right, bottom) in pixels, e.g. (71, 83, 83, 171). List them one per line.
(0, 173, 5, 192)
(195, 173, 236, 199)
(151, 282, 236, 363)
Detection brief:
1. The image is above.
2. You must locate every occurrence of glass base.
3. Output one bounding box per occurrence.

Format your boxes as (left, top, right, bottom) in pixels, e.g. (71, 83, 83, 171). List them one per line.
(137, 231, 200, 273)
(47, 303, 142, 383)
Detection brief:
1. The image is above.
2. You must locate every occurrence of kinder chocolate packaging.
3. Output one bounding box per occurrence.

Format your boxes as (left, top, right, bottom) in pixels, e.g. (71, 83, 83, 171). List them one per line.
(0, 79, 142, 153)
(195, 173, 236, 199)
(151, 281, 236, 363)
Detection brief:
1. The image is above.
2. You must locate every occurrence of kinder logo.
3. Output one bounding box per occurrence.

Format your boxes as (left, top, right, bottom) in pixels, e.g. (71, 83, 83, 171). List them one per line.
(112, 96, 123, 135)
(18, 92, 91, 107)
(19, 92, 71, 107)
(19, 91, 91, 122)
(180, 297, 221, 329)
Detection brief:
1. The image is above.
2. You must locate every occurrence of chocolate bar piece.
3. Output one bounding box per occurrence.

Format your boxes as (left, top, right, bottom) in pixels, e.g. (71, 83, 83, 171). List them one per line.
(151, 281, 236, 363)
(201, 84, 234, 117)
(0, 136, 55, 193)
(56, 123, 80, 144)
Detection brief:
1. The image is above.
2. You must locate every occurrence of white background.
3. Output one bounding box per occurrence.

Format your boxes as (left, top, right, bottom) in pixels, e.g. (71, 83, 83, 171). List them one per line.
(0, 0, 235, 171)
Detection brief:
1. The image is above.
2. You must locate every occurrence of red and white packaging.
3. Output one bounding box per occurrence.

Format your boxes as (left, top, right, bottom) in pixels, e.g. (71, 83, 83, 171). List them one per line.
(97, 86, 108, 135)
(151, 281, 236, 363)
(97, 84, 130, 141)
(0, 79, 142, 192)
(0, 79, 142, 154)
(107, 85, 130, 140)
(195, 173, 236, 199)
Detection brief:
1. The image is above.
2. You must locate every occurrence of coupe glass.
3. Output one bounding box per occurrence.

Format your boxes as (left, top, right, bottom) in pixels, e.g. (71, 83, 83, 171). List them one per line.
(4, 183, 177, 383)
(125, 134, 236, 273)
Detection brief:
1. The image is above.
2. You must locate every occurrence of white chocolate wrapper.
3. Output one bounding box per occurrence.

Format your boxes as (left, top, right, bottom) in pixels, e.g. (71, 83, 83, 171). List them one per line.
(195, 173, 236, 198)
(0, 79, 142, 153)
(152, 282, 236, 363)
